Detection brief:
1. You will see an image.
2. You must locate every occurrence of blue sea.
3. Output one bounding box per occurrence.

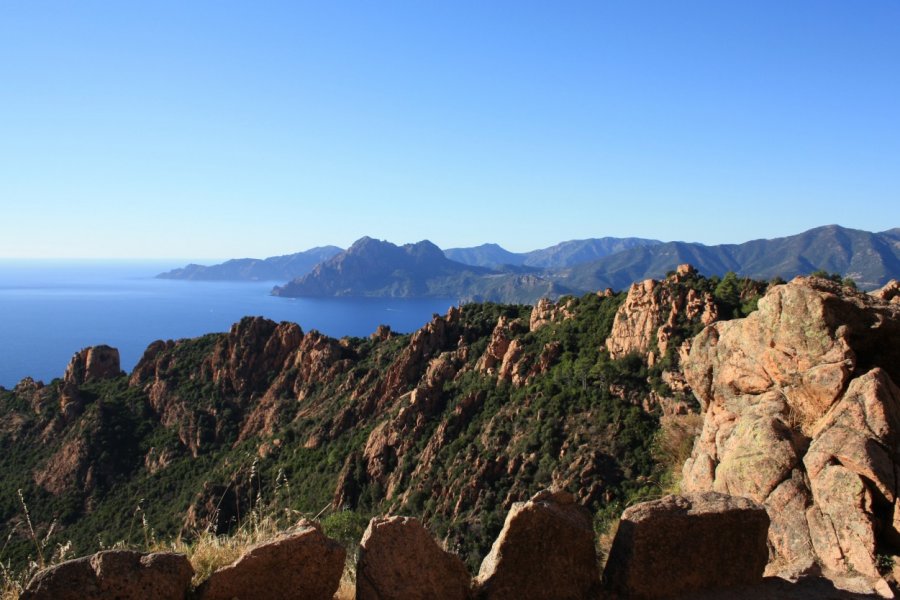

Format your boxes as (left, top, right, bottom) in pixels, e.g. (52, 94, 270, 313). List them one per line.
(0, 260, 455, 388)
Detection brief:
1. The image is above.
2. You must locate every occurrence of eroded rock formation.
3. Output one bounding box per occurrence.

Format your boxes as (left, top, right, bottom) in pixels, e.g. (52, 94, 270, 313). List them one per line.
(682, 276, 900, 585)
(606, 264, 718, 364)
(63, 345, 121, 386)
(529, 297, 574, 331)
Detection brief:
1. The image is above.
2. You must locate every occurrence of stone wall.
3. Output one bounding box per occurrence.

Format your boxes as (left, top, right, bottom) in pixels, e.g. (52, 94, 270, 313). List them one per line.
(22, 490, 771, 600)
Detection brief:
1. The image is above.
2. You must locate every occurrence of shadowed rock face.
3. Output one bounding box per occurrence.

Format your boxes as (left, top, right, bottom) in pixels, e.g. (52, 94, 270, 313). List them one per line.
(21, 550, 193, 600)
(474, 489, 599, 600)
(196, 521, 345, 600)
(682, 276, 900, 584)
(602, 492, 769, 599)
(356, 516, 471, 600)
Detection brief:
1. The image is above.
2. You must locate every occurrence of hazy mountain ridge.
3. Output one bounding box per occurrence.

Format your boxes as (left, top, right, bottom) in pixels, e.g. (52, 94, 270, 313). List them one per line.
(156, 246, 343, 281)
(273, 226, 900, 302)
(159, 225, 900, 301)
(162, 237, 659, 281)
(559, 225, 900, 292)
(443, 243, 524, 268)
(443, 237, 662, 269)
(521, 237, 664, 268)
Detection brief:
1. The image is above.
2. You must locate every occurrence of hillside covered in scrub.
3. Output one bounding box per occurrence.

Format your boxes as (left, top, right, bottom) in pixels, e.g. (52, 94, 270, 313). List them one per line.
(0, 267, 766, 572)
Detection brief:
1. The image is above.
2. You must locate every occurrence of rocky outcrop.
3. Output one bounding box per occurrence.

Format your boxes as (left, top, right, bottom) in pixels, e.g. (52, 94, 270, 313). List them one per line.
(196, 521, 345, 600)
(478, 314, 556, 386)
(872, 280, 900, 304)
(356, 516, 471, 600)
(378, 308, 461, 408)
(205, 317, 304, 397)
(128, 340, 176, 386)
(63, 345, 121, 386)
(529, 297, 574, 331)
(128, 317, 349, 455)
(344, 348, 467, 503)
(606, 265, 717, 363)
(474, 489, 599, 600)
(476, 316, 526, 374)
(21, 550, 193, 600)
(58, 345, 120, 425)
(602, 492, 769, 598)
(496, 339, 527, 385)
(371, 324, 395, 341)
(682, 276, 900, 585)
(236, 328, 346, 441)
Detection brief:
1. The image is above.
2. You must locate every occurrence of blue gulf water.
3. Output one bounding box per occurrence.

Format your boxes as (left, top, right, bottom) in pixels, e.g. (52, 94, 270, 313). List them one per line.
(0, 260, 455, 388)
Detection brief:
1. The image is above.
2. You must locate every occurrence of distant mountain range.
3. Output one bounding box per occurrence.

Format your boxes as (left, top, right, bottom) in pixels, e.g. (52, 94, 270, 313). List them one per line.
(271, 237, 572, 303)
(444, 237, 661, 268)
(159, 225, 900, 302)
(157, 237, 661, 281)
(157, 246, 343, 281)
(557, 225, 900, 292)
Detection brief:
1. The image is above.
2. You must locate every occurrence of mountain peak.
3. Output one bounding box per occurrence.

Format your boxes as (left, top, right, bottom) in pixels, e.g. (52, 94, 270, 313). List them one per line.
(273, 237, 491, 299)
(402, 239, 445, 261)
(348, 236, 388, 251)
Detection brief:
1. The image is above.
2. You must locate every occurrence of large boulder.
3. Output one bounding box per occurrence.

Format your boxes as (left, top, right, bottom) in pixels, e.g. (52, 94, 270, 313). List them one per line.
(474, 489, 599, 600)
(22, 550, 193, 600)
(356, 516, 471, 600)
(602, 492, 769, 598)
(196, 521, 345, 600)
(682, 276, 900, 585)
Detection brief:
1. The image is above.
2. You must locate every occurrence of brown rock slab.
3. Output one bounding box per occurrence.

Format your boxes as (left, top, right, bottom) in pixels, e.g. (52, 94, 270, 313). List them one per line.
(196, 521, 345, 600)
(22, 550, 193, 600)
(474, 489, 599, 600)
(356, 516, 471, 600)
(602, 492, 769, 599)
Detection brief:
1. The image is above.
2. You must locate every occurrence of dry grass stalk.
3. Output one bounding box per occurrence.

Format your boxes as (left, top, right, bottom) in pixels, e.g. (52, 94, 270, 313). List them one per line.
(596, 517, 620, 568)
(653, 413, 703, 494)
(1, 492, 74, 600)
(163, 510, 288, 586)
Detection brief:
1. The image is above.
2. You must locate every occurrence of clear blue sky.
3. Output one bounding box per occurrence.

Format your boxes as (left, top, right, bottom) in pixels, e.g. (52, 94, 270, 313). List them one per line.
(1, 1, 898, 258)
